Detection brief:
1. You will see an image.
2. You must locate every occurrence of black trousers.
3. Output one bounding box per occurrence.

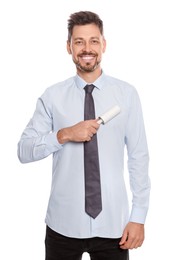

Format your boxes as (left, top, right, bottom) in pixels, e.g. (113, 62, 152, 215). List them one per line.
(45, 226, 129, 260)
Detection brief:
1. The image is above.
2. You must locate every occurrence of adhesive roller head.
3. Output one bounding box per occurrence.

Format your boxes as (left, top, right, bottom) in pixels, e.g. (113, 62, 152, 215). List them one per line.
(97, 105, 121, 124)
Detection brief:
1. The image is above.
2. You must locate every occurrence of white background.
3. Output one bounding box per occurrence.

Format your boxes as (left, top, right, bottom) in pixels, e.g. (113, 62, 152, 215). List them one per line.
(0, 0, 173, 259)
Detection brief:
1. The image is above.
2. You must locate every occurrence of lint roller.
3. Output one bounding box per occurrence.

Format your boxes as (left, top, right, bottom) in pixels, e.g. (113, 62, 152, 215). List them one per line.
(97, 105, 121, 124)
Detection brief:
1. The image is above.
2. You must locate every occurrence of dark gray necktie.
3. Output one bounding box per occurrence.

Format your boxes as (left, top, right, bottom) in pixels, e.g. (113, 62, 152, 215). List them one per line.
(84, 84, 102, 219)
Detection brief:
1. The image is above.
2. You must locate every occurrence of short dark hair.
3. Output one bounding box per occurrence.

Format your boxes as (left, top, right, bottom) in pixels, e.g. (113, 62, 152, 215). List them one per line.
(67, 11, 104, 41)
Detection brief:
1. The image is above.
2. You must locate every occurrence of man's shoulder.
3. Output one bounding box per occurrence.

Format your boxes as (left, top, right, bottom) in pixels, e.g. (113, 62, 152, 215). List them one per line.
(42, 76, 75, 95)
(39, 76, 76, 101)
(104, 74, 136, 93)
(48, 76, 75, 91)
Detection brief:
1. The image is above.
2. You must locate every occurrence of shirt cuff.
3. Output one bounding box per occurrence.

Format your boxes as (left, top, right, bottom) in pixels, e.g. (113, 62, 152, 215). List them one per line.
(129, 206, 148, 224)
(44, 131, 63, 154)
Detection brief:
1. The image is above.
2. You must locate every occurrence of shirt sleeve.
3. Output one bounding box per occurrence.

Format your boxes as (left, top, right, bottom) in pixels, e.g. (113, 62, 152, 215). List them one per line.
(125, 88, 150, 224)
(17, 92, 63, 163)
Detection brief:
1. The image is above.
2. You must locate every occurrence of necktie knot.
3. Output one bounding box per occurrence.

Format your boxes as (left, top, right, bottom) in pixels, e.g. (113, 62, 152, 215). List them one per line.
(84, 84, 95, 94)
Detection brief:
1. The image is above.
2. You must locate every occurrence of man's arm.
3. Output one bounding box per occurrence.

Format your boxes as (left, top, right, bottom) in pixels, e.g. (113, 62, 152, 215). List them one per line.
(121, 88, 150, 249)
(17, 97, 63, 163)
(18, 95, 100, 163)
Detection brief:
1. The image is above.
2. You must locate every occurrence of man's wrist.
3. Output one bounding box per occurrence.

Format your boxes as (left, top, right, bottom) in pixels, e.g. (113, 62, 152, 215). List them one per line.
(57, 128, 70, 144)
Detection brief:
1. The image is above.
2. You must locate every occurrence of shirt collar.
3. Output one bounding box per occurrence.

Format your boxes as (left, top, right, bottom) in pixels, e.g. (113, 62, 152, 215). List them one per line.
(74, 71, 106, 91)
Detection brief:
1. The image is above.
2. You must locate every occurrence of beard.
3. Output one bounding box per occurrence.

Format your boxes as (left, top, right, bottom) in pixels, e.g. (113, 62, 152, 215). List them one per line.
(73, 52, 101, 72)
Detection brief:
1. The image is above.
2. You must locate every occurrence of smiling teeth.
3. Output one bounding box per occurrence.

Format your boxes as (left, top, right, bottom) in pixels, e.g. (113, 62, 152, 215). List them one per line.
(82, 56, 94, 60)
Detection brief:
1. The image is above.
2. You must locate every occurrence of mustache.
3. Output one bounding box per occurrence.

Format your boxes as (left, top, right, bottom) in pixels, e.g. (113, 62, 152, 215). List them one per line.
(78, 51, 97, 56)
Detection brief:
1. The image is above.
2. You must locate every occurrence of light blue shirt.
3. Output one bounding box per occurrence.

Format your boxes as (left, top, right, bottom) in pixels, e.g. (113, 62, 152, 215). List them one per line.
(18, 72, 150, 238)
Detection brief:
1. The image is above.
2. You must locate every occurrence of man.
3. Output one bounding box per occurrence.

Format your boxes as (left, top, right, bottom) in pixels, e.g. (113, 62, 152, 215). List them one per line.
(18, 11, 150, 260)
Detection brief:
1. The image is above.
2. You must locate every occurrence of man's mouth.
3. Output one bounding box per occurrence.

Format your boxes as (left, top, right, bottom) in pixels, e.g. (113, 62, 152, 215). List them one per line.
(80, 55, 95, 61)
(78, 53, 96, 62)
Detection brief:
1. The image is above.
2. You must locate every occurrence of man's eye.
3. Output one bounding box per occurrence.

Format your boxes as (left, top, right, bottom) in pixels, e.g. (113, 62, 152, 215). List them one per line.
(75, 41, 84, 45)
(91, 40, 99, 44)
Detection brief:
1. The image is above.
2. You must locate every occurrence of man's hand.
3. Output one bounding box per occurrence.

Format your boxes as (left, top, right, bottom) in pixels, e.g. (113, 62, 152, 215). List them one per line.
(57, 119, 100, 144)
(119, 222, 145, 250)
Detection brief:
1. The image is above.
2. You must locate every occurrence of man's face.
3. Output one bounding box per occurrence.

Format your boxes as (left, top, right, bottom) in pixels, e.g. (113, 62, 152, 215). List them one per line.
(67, 24, 106, 73)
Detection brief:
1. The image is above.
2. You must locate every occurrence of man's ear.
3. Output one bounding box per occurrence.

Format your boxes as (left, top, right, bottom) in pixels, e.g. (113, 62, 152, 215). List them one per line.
(102, 38, 106, 53)
(66, 41, 72, 54)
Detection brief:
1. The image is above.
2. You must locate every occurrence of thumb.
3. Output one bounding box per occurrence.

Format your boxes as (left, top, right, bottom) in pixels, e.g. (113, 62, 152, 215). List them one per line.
(119, 230, 128, 245)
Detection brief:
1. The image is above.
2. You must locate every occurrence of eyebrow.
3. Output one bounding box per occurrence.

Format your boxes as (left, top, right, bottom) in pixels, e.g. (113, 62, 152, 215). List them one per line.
(73, 37, 84, 41)
(73, 37, 100, 41)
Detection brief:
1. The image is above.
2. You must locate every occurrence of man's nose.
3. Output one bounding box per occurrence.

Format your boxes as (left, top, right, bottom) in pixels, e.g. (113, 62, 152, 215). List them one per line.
(82, 42, 92, 52)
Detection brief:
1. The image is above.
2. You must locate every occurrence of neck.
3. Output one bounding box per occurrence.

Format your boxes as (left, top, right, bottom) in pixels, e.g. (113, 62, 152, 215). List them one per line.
(77, 67, 102, 83)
